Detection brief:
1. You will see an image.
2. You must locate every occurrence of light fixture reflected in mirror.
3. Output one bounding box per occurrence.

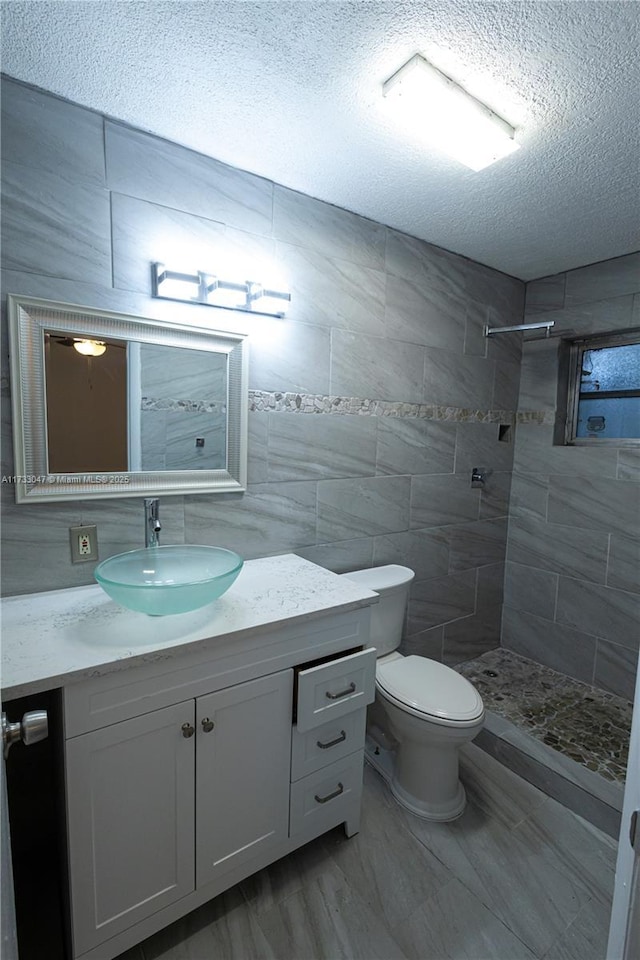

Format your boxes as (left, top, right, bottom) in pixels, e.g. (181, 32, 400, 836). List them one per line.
(73, 339, 107, 357)
(152, 262, 291, 317)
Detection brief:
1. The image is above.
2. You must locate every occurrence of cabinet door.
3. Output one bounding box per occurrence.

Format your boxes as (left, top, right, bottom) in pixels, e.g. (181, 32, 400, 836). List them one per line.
(66, 701, 195, 957)
(196, 670, 292, 889)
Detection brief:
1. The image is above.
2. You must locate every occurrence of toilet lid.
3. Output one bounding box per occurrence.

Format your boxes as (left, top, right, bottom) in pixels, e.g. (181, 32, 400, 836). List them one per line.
(376, 656, 483, 722)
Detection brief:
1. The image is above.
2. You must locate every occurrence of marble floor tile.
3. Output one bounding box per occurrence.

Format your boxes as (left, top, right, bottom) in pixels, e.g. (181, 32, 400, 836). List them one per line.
(116, 744, 616, 960)
(542, 895, 612, 960)
(390, 876, 537, 960)
(139, 887, 275, 960)
(522, 797, 617, 909)
(457, 742, 548, 829)
(405, 796, 593, 957)
(255, 867, 408, 960)
(321, 767, 453, 929)
(239, 833, 336, 917)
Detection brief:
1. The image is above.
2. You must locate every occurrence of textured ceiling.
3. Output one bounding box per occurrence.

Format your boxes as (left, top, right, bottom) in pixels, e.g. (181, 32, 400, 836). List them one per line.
(1, 0, 639, 280)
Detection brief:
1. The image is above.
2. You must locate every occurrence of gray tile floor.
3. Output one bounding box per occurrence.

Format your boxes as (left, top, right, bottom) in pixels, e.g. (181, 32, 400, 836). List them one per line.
(118, 743, 617, 960)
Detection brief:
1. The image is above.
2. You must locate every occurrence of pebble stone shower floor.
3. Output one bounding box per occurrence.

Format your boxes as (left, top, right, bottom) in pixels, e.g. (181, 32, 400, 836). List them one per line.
(456, 648, 633, 783)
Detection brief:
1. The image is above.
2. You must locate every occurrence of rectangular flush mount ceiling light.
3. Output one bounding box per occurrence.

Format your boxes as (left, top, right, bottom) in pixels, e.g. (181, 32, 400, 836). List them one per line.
(152, 264, 291, 317)
(382, 54, 520, 171)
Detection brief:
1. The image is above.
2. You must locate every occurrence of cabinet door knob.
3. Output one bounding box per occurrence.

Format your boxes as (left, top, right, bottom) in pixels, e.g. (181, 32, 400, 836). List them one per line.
(181, 722, 195, 738)
(201, 717, 214, 733)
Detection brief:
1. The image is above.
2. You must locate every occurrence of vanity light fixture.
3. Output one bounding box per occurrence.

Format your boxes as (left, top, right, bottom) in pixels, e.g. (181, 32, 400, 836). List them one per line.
(72, 339, 107, 357)
(152, 266, 202, 301)
(246, 282, 292, 316)
(152, 263, 291, 317)
(382, 53, 520, 171)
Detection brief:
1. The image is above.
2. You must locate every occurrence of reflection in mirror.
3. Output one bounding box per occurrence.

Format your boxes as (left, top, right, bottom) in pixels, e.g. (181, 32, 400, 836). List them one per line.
(136, 343, 227, 472)
(45, 333, 128, 473)
(8, 296, 248, 503)
(44, 334, 228, 474)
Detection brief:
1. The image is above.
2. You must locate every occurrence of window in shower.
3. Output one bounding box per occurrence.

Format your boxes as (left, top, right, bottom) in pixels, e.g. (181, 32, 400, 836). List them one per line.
(565, 330, 640, 444)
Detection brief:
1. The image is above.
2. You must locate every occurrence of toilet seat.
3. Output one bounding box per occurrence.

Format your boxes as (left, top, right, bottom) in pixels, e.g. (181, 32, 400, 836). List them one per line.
(376, 655, 484, 725)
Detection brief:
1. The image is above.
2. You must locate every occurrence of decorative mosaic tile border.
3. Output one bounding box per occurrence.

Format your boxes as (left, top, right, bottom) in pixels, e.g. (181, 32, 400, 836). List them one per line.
(516, 410, 556, 424)
(141, 398, 226, 413)
(249, 390, 554, 425)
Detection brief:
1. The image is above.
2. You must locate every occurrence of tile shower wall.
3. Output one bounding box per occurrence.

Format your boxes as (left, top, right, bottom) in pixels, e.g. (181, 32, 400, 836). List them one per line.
(504, 252, 640, 700)
(0, 77, 524, 665)
(139, 343, 228, 471)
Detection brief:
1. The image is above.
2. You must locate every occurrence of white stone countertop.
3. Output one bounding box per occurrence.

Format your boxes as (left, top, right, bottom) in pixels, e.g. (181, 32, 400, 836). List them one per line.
(0, 554, 378, 701)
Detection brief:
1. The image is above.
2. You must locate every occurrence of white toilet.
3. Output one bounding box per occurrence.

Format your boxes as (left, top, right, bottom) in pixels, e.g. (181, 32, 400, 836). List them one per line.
(341, 564, 485, 821)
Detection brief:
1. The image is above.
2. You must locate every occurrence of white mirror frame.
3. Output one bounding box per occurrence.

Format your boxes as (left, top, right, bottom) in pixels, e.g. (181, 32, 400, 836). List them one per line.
(7, 295, 248, 503)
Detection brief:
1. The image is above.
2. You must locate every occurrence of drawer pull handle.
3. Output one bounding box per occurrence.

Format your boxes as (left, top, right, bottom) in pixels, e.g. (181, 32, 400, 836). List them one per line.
(317, 730, 347, 750)
(325, 682, 356, 700)
(314, 782, 344, 804)
(181, 723, 195, 739)
(201, 717, 214, 733)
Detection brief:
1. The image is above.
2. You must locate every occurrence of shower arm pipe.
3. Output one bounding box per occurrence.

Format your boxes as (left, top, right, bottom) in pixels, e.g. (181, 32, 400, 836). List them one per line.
(483, 320, 555, 337)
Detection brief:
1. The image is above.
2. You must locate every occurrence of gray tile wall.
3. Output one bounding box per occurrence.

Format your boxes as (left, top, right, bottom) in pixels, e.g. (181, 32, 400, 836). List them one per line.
(504, 253, 640, 700)
(138, 344, 227, 470)
(0, 77, 525, 665)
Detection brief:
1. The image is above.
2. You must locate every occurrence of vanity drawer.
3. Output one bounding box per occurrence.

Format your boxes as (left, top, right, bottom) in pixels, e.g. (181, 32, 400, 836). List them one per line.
(291, 709, 366, 781)
(295, 648, 375, 733)
(289, 752, 364, 838)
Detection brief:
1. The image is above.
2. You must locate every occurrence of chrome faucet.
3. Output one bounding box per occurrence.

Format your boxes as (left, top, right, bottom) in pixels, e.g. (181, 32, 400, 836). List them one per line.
(144, 498, 161, 548)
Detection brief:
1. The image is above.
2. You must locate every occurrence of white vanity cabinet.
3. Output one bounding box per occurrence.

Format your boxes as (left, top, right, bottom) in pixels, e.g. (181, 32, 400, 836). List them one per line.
(60, 607, 375, 960)
(195, 670, 292, 889)
(289, 648, 376, 838)
(65, 671, 293, 957)
(65, 700, 198, 954)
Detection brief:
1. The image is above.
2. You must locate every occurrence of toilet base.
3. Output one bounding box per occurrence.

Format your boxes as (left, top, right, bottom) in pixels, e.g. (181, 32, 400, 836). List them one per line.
(390, 772, 466, 821)
(365, 735, 467, 822)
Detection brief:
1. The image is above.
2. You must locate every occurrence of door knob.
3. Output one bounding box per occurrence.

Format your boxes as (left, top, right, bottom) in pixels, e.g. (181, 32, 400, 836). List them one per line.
(201, 718, 214, 733)
(181, 722, 195, 738)
(2, 710, 48, 759)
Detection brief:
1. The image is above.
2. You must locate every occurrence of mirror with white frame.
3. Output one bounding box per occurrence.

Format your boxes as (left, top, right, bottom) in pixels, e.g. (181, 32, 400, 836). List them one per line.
(7, 295, 248, 502)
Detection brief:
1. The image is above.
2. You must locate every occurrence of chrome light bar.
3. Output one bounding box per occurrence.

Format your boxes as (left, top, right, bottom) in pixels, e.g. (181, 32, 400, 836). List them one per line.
(152, 263, 291, 317)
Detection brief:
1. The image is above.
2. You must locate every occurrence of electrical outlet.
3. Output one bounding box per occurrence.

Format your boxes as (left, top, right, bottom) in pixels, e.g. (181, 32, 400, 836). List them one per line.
(70, 525, 98, 564)
(78, 533, 92, 555)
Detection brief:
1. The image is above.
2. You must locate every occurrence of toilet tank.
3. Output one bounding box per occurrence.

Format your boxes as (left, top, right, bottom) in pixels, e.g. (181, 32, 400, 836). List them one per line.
(340, 565, 415, 657)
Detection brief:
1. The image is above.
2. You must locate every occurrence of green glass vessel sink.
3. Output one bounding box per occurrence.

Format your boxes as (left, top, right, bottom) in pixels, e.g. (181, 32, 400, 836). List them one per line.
(94, 545, 243, 616)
